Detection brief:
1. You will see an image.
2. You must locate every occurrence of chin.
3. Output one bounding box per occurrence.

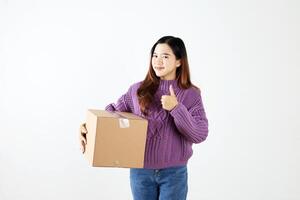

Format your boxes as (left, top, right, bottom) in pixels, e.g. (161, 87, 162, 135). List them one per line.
(155, 74, 165, 78)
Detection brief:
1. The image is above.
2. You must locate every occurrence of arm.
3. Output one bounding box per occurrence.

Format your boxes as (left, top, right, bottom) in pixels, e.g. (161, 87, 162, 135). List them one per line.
(105, 85, 134, 112)
(170, 91, 209, 144)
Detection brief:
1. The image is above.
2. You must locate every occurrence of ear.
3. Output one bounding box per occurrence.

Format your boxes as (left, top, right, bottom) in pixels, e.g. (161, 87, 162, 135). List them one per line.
(176, 59, 181, 68)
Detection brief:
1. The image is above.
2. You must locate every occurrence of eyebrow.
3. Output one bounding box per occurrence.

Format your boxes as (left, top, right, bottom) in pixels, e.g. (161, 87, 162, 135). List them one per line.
(153, 52, 171, 56)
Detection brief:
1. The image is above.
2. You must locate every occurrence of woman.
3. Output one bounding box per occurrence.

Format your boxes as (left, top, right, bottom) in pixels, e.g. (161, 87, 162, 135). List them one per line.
(79, 36, 209, 200)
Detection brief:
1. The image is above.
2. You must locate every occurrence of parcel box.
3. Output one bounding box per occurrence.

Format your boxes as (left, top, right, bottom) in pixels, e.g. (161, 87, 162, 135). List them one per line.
(84, 109, 148, 168)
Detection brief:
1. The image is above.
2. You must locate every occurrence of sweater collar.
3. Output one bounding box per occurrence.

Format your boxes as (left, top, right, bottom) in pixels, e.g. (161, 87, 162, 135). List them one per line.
(158, 79, 179, 91)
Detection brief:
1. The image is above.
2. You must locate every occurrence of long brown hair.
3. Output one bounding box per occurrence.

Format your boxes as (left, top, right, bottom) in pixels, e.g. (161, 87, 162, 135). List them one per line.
(137, 36, 199, 116)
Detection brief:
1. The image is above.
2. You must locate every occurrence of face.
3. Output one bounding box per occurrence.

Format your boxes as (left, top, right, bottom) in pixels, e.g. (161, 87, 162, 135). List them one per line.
(152, 43, 181, 80)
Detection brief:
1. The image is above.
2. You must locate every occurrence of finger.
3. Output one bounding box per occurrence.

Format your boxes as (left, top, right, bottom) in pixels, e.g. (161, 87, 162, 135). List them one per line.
(161, 99, 166, 107)
(80, 142, 84, 153)
(169, 85, 175, 96)
(81, 140, 87, 150)
(161, 95, 167, 99)
(79, 133, 86, 143)
(80, 123, 86, 129)
(81, 135, 87, 144)
(81, 145, 85, 153)
(82, 124, 88, 133)
(80, 125, 88, 134)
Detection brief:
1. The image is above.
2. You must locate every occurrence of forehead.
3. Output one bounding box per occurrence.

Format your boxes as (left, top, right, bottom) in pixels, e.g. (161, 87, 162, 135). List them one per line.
(153, 43, 174, 55)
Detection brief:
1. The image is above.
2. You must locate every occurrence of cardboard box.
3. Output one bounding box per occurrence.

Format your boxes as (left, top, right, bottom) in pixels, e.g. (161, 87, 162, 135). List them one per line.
(84, 109, 148, 168)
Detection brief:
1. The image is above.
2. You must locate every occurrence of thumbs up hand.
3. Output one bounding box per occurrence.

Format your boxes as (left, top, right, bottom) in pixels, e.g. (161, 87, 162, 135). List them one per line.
(161, 84, 178, 111)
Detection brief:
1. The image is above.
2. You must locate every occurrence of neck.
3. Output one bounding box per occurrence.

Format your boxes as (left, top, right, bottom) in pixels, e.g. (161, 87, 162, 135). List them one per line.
(158, 79, 179, 91)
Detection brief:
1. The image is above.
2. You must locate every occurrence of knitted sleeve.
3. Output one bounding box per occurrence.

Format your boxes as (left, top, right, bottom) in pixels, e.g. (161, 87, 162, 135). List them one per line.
(170, 90, 209, 144)
(105, 85, 134, 113)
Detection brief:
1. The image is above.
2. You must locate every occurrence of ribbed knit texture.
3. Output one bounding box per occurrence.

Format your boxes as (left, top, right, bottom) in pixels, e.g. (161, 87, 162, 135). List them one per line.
(105, 79, 208, 169)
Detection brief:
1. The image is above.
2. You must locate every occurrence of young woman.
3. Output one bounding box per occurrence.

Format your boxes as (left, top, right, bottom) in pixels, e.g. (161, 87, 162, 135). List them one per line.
(79, 36, 209, 200)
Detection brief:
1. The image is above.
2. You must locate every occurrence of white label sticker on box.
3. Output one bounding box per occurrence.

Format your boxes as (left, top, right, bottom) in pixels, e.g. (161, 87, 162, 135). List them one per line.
(119, 118, 130, 128)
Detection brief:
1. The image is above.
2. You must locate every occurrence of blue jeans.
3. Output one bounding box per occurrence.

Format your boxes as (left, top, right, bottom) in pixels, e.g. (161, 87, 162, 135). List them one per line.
(130, 165, 188, 200)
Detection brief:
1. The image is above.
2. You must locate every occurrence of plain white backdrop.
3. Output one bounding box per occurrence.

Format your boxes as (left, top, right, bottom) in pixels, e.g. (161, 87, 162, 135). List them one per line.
(0, 0, 299, 199)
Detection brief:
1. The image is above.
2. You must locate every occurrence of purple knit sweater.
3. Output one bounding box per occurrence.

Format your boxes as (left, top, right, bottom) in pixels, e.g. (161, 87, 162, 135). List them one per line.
(105, 79, 208, 169)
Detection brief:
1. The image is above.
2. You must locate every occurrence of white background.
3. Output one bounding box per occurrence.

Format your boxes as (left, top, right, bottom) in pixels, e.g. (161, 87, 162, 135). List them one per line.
(0, 0, 299, 199)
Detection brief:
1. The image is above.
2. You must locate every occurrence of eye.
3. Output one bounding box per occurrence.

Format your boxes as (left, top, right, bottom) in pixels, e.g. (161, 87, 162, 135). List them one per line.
(163, 56, 169, 59)
(152, 55, 158, 58)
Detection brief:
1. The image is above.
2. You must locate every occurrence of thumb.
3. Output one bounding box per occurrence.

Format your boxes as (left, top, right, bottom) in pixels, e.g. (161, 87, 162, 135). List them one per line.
(169, 85, 176, 96)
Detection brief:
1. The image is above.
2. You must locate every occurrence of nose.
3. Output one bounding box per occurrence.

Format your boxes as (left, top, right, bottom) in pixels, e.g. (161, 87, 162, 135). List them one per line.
(155, 57, 163, 65)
